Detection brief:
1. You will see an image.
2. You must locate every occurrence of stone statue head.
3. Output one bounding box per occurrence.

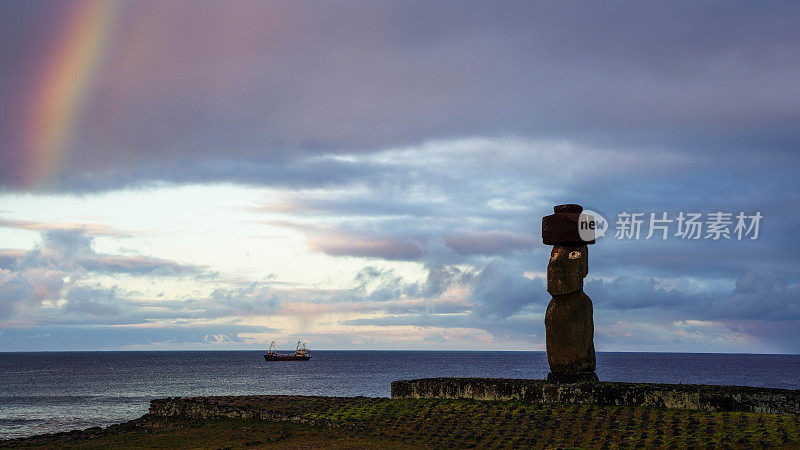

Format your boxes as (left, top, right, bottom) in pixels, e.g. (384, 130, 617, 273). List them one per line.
(547, 244, 588, 295)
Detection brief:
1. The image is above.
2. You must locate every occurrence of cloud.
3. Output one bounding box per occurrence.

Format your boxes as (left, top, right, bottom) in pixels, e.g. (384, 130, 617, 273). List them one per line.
(335, 260, 542, 324)
(64, 285, 120, 316)
(351, 266, 414, 301)
(0, 272, 36, 318)
(0, 226, 208, 320)
(0, 220, 201, 275)
(269, 220, 424, 261)
(444, 231, 538, 256)
(0, 268, 64, 319)
(200, 282, 280, 318)
(0, 250, 25, 269)
(467, 263, 545, 319)
(328, 261, 800, 352)
(203, 333, 241, 345)
(0, 218, 130, 237)
(310, 233, 424, 261)
(3, 2, 800, 191)
(416, 264, 472, 299)
(77, 254, 202, 276)
(587, 270, 800, 322)
(25, 228, 204, 276)
(42, 228, 95, 256)
(343, 263, 475, 306)
(238, 136, 798, 287)
(0, 323, 276, 351)
(1, 2, 799, 352)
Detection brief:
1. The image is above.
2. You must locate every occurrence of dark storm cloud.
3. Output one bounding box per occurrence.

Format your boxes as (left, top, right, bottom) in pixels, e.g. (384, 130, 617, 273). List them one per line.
(2, 1, 799, 190)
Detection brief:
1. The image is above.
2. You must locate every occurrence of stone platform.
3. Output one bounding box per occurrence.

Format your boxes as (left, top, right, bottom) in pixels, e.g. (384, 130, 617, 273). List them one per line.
(390, 377, 800, 415)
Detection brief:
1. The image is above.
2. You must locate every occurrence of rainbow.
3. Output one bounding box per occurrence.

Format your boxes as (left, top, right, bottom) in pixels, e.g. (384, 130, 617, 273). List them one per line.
(26, 0, 118, 186)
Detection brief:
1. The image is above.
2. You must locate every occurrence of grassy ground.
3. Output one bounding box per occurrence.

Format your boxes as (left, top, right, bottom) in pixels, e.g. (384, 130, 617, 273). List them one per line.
(4, 397, 800, 448)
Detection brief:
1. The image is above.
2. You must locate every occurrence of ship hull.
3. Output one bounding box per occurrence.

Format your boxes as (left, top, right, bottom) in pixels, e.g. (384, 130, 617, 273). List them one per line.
(264, 355, 311, 361)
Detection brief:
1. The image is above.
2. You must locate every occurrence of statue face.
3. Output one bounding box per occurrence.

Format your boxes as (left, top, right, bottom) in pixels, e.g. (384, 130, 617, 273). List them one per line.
(547, 245, 588, 295)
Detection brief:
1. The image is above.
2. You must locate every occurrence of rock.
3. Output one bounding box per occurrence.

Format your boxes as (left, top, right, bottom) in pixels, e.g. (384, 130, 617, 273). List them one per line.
(546, 371, 599, 383)
(547, 245, 588, 295)
(542, 204, 597, 380)
(545, 291, 596, 373)
(542, 204, 596, 245)
(554, 204, 583, 214)
(391, 377, 800, 416)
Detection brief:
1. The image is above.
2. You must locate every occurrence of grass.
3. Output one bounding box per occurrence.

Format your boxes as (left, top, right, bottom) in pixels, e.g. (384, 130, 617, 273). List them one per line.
(5, 397, 800, 448)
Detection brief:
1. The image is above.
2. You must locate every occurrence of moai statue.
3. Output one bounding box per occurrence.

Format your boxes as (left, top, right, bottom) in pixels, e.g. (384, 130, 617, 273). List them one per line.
(541, 204, 598, 383)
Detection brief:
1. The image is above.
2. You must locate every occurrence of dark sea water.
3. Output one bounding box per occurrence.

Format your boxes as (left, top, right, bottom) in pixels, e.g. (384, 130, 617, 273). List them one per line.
(1, 351, 799, 439)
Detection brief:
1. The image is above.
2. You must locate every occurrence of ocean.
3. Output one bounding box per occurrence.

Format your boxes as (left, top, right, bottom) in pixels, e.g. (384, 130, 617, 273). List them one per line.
(1, 351, 799, 439)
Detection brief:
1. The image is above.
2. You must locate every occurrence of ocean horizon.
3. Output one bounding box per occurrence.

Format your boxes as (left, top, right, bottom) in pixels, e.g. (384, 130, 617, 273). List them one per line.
(1, 350, 799, 439)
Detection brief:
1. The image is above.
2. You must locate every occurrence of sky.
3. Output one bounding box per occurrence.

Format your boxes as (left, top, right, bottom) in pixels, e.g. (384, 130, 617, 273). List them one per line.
(0, 1, 798, 352)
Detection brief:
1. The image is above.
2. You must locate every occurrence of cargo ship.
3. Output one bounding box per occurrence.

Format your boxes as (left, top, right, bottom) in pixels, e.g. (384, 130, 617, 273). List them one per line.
(264, 340, 311, 361)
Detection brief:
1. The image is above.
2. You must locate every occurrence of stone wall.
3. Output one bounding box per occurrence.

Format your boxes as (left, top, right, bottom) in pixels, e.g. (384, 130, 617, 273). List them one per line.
(149, 395, 319, 423)
(147, 395, 390, 425)
(391, 378, 800, 415)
